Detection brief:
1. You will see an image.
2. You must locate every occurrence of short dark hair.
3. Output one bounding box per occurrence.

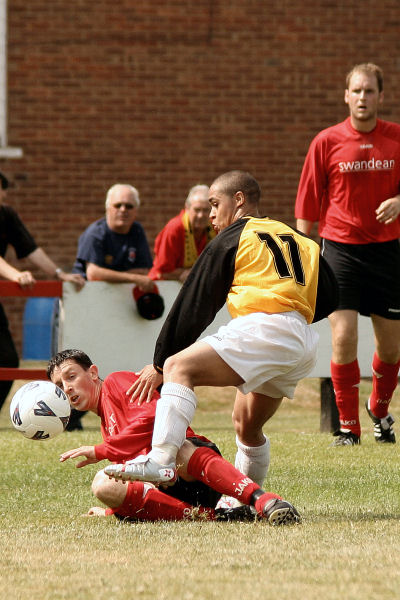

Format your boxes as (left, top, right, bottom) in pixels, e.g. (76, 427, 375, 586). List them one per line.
(211, 170, 261, 205)
(0, 172, 9, 190)
(47, 349, 93, 379)
(346, 63, 384, 92)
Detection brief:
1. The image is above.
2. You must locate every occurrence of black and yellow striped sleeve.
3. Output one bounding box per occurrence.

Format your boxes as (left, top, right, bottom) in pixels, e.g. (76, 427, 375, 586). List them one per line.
(153, 219, 247, 369)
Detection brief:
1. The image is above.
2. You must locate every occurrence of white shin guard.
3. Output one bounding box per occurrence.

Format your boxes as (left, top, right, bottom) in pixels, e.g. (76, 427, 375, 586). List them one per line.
(234, 435, 270, 488)
(151, 383, 197, 465)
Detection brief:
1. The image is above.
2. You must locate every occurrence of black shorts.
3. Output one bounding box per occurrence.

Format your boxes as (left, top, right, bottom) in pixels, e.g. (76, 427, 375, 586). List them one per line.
(162, 437, 222, 509)
(321, 239, 400, 320)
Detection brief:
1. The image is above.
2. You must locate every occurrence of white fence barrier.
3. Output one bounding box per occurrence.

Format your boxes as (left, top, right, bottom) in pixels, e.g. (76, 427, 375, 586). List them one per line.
(60, 281, 376, 379)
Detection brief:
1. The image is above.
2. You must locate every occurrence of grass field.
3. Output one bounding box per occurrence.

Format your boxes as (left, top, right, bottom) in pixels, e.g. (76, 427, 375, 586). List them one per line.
(1, 368, 399, 600)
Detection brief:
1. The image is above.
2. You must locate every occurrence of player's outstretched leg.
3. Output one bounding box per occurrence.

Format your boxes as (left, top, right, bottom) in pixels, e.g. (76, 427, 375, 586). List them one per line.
(104, 454, 177, 486)
(186, 447, 301, 526)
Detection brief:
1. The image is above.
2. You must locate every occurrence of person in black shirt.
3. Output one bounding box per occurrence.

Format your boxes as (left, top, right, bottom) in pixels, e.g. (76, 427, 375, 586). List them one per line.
(0, 172, 84, 421)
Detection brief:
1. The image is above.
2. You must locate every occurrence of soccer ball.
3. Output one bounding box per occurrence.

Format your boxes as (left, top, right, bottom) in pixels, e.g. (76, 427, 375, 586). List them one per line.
(10, 380, 71, 440)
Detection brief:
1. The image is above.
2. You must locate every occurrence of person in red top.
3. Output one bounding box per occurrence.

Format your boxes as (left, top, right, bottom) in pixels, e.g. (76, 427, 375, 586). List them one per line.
(148, 185, 215, 283)
(47, 348, 298, 525)
(295, 63, 400, 446)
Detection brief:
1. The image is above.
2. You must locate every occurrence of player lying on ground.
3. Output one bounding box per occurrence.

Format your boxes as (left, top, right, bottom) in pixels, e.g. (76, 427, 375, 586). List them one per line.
(48, 349, 300, 525)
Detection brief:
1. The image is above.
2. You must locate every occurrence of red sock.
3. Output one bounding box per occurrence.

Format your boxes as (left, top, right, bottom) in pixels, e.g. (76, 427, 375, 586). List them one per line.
(187, 446, 280, 506)
(108, 481, 215, 521)
(370, 353, 400, 418)
(331, 360, 361, 437)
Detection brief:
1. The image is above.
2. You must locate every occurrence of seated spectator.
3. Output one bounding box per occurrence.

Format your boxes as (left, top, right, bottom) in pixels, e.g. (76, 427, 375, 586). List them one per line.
(0, 170, 85, 422)
(149, 184, 215, 283)
(73, 184, 154, 292)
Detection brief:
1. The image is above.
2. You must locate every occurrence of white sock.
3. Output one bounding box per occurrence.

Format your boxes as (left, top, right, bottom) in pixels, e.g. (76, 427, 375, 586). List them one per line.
(234, 435, 270, 488)
(150, 383, 197, 465)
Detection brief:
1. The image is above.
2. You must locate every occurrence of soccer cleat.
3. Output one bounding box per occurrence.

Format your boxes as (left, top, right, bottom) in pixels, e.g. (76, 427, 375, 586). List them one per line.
(215, 505, 258, 522)
(365, 400, 396, 444)
(330, 430, 360, 446)
(258, 498, 301, 526)
(104, 455, 177, 486)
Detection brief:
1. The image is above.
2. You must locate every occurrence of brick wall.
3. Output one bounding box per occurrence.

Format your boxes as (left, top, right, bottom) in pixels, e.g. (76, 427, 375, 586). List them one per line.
(2, 0, 400, 352)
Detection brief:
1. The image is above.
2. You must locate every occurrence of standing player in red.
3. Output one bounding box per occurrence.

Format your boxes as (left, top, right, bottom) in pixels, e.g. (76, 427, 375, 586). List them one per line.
(48, 349, 300, 525)
(295, 63, 400, 446)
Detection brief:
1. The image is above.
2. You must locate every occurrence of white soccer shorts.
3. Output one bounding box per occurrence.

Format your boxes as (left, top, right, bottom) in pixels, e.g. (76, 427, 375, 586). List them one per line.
(201, 311, 318, 399)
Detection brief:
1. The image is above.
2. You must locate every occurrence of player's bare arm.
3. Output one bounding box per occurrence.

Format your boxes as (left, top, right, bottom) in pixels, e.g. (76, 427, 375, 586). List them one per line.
(86, 262, 154, 291)
(60, 445, 99, 468)
(27, 247, 85, 290)
(127, 364, 163, 405)
(375, 195, 400, 225)
(296, 218, 315, 235)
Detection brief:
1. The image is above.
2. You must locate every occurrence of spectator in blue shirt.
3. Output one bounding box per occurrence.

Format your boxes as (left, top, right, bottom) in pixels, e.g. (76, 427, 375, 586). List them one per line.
(73, 184, 154, 292)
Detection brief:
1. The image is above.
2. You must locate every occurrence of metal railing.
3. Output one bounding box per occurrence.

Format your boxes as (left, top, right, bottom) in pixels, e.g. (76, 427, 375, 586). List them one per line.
(0, 280, 62, 380)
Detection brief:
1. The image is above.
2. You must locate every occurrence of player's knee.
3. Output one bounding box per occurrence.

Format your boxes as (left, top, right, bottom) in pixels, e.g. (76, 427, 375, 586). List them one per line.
(164, 354, 190, 379)
(163, 355, 177, 376)
(91, 470, 108, 501)
(91, 470, 119, 504)
(92, 470, 129, 508)
(333, 327, 357, 349)
(330, 318, 357, 350)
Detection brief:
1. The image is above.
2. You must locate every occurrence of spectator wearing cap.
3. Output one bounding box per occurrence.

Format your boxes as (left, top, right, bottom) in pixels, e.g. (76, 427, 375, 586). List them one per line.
(0, 171, 85, 417)
(73, 183, 154, 293)
(148, 184, 215, 283)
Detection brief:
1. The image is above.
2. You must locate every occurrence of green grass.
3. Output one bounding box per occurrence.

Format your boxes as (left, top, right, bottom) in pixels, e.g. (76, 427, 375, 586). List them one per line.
(1, 373, 399, 600)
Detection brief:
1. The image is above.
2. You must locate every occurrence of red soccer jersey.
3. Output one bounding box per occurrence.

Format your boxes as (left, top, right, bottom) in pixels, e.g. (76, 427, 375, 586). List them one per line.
(148, 210, 211, 280)
(94, 371, 198, 462)
(295, 117, 400, 244)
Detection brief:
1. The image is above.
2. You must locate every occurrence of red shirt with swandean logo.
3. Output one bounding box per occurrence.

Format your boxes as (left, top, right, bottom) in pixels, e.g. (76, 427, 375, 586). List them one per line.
(295, 117, 400, 244)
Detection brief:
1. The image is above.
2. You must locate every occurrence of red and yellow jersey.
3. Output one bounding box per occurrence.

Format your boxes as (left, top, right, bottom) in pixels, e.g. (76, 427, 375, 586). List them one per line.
(148, 210, 215, 280)
(153, 216, 338, 370)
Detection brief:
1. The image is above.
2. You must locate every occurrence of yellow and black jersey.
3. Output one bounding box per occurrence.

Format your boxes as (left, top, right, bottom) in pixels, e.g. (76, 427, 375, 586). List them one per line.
(154, 216, 338, 370)
(229, 217, 320, 321)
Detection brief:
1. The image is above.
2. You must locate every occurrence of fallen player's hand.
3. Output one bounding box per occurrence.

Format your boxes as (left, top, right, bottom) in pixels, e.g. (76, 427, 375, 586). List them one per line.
(84, 507, 107, 517)
(59, 445, 99, 468)
(127, 364, 163, 405)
